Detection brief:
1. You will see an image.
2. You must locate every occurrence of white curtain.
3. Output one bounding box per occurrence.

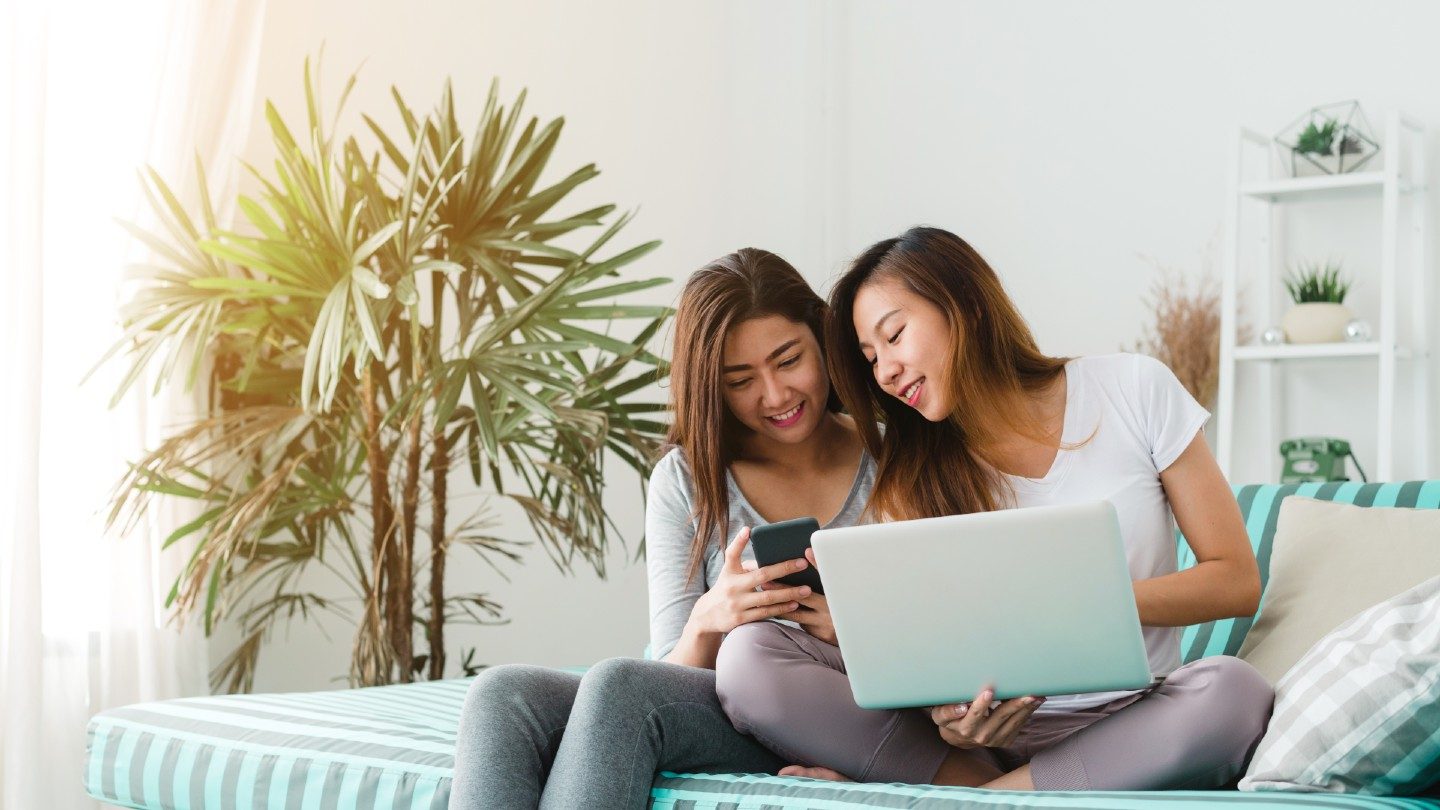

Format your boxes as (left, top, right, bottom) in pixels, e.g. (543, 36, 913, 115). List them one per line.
(0, 2, 268, 806)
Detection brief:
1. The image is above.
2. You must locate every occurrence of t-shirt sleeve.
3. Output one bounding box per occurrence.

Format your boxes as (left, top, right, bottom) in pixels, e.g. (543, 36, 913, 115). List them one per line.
(1134, 355, 1211, 472)
(645, 451, 707, 660)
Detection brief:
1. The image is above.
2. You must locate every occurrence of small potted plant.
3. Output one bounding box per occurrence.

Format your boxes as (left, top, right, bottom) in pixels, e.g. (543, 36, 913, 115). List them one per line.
(1275, 101, 1380, 176)
(1281, 260, 1354, 343)
(1289, 119, 1365, 175)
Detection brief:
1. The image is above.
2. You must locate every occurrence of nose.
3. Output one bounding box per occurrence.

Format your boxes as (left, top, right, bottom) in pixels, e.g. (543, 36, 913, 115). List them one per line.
(759, 371, 788, 409)
(873, 348, 903, 391)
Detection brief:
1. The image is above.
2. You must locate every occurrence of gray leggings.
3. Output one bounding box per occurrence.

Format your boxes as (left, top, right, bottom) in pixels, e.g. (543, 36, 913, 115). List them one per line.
(715, 621, 1274, 791)
(447, 657, 784, 809)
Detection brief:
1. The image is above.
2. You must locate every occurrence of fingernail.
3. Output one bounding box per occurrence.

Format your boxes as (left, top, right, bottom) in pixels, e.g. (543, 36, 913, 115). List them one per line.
(799, 586, 811, 596)
(794, 559, 807, 569)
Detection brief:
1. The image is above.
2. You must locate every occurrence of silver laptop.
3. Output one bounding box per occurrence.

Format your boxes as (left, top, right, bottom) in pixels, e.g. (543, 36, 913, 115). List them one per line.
(811, 500, 1152, 710)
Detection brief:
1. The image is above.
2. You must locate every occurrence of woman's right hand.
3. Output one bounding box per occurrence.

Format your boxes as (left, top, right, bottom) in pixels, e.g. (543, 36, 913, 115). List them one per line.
(687, 526, 814, 636)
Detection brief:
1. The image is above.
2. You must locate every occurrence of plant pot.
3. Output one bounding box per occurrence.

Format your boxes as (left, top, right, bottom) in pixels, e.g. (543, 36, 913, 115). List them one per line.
(1282, 302, 1353, 344)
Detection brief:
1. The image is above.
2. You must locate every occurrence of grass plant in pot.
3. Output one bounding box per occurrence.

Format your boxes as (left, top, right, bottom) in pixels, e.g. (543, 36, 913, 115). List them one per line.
(1281, 260, 1354, 344)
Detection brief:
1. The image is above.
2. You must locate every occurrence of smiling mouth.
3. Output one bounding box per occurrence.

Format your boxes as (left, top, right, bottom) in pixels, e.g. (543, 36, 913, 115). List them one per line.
(900, 378, 924, 407)
(766, 401, 805, 427)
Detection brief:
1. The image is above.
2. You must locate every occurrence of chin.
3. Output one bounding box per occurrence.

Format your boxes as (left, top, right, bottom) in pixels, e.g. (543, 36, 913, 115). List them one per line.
(918, 401, 950, 422)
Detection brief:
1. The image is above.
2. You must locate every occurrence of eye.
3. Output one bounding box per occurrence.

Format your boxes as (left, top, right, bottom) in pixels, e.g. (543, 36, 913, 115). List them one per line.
(887, 326, 905, 345)
(726, 377, 751, 389)
(778, 353, 800, 368)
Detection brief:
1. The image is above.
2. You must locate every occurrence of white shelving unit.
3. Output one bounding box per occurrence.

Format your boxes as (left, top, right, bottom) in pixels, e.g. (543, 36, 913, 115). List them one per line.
(1217, 111, 1431, 482)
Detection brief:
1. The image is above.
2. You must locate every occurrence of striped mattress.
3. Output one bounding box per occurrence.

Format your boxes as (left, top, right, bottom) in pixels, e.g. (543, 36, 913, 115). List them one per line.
(85, 481, 1440, 809)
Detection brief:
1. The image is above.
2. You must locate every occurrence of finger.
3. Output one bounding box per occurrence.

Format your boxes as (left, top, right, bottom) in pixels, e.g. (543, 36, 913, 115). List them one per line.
(796, 593, 828, 611)
(782, 607, 820, 626)
(740, 560, 757, 572)
(991, 697, 1044, 747)
(804, 547, 818, 568)
(956, 687, 994, 737)
(743, 601, 801, 623)
(932, 702, 969, 726)
(746, 556, 808, 588)
(973, 697, 1033, 746)
(741, 584, 811, 609)
(723, 527, 751, 573)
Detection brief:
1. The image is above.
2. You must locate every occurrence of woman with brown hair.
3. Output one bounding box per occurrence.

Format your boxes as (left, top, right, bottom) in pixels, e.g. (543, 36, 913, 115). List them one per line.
(450, 248, 874, 808)
(714, 226, 1273, 792)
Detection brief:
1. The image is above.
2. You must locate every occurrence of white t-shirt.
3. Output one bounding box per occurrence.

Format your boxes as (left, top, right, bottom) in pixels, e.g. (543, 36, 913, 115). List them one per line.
(1006, 353, 1210, 713)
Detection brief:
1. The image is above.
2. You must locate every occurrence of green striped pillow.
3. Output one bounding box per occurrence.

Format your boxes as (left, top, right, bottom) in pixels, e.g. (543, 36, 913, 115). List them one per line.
(1178, 481, 1440, 664)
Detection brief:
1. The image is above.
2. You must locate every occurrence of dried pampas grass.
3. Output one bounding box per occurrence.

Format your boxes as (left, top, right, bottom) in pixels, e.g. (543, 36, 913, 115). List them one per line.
(1130, 253, 1250, 410)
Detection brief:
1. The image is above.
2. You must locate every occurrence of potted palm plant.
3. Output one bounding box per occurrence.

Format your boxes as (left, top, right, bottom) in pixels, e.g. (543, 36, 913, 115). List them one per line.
(97, 60, 672, 691)
(1281, 260, 1354, 344)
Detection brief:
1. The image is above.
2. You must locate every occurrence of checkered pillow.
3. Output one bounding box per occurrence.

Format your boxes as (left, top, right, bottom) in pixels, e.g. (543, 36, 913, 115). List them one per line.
(1239, 575, 1440, 795)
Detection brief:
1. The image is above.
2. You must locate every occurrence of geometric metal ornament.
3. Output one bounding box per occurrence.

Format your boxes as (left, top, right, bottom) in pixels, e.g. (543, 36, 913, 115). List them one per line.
(1274, 100, 1380, 176)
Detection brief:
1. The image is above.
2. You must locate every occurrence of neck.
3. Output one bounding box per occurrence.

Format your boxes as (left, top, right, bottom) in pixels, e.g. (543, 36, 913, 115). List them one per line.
(741, 412, 849, 472)
(974, 371, 1067, 454)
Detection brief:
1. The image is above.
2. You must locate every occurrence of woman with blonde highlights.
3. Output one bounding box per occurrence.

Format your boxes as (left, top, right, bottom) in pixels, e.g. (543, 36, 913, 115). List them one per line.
(451, 248, 873, 808)
(715, 227, 1272, 792)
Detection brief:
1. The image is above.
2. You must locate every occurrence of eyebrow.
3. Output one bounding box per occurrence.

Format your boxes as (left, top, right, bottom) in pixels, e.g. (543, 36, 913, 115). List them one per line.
(856, 309, 903, 349)
(722, 338, 802, 373)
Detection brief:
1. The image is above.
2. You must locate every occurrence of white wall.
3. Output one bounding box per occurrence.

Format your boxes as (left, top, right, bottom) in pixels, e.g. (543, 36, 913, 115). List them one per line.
(221, 0, 1440, 692)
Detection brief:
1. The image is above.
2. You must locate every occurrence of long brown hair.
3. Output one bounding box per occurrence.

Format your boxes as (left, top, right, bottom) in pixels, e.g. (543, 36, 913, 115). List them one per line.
(665, 248, 840, 581)
(825, 226, 1068, 521)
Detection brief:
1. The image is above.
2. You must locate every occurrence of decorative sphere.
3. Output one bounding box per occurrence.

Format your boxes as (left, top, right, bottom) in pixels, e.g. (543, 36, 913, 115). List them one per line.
(1261, 327, 1286, 346)
(1343, 318, 1372, 342)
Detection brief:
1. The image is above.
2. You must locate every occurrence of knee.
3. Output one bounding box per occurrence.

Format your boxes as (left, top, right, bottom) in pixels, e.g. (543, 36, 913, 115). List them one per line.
(574, 657, 651, 704)
(464, 664, 541, 707)
(1178, 656, 1275, 755)
(714, 622, 791, 732)
(460, 664, 561, 726)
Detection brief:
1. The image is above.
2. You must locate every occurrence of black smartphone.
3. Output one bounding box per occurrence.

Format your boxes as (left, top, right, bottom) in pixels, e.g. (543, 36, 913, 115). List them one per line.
(749, 517, 823, 594)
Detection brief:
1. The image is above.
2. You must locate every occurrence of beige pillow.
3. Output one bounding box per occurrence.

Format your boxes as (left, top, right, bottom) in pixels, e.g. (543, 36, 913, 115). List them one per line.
(1237, 496, 1440, 684)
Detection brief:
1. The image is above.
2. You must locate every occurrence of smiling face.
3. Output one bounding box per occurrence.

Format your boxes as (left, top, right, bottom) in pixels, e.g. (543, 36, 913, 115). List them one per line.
(851, 275, 957, 422)
(720, 314, 830, 445)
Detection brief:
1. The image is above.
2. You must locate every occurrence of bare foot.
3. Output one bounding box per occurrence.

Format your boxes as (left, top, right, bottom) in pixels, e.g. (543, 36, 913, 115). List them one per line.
(779, 765, 853, 782)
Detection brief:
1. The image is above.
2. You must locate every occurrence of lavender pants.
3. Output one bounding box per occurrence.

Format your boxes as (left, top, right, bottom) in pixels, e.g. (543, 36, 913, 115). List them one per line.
(715, 622, 1273, 791)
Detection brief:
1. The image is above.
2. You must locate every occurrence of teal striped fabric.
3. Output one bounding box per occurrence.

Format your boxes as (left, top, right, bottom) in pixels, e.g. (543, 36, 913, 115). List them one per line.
(1178, 480, 1440, 664)
(85, 677, 469, 809)
(85, 481, 1440, 809)
(651, 771, 1440, 808)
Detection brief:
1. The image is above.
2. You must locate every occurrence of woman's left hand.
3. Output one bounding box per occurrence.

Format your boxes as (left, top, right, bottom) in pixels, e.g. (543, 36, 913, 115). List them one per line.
(747, 547, 838, 645)
(781, 549, 836, 645)
(784, 591, 837, 645)
(929, 688, 1044, 750)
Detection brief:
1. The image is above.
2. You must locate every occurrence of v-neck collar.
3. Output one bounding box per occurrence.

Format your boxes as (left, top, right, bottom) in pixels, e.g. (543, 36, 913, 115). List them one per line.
(1007, 362, 1080, 490)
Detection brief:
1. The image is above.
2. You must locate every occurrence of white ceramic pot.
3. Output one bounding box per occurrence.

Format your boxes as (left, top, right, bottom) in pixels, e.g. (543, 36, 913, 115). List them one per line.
(1282, 302, 1353, 344)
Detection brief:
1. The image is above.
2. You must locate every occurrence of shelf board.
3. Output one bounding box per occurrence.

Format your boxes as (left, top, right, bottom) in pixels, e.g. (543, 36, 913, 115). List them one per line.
(1233, 342, 1413, 361)
(1240, 171, 1387, 202)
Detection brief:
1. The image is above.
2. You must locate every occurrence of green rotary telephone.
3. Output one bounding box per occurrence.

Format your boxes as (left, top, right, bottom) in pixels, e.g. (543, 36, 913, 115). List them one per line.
(1279, 437, 1368, 484)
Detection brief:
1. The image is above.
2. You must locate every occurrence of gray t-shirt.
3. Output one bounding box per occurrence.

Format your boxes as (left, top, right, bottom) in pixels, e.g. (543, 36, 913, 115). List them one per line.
(645, 446, 876, 659)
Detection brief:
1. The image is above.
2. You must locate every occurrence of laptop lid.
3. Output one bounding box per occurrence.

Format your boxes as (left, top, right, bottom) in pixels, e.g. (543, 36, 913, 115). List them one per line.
(811, 500, 1152, 710)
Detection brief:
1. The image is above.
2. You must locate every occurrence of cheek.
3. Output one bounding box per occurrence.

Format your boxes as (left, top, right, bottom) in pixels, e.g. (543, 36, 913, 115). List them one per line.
(797, 360, 830, 400)
(910, 318, 953, 369)
(720, 387, 750, 420)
